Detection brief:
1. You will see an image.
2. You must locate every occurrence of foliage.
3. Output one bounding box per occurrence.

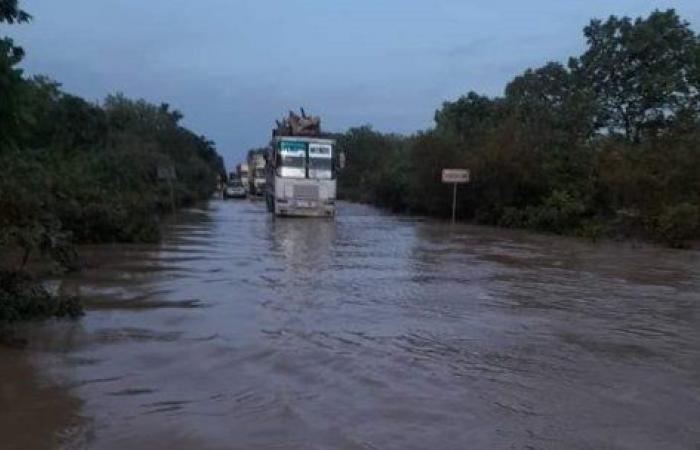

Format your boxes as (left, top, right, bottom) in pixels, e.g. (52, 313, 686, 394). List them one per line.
(650, 203, 699, 248)
(337, 9, 700, 248)
(434, 92, 505, 143)
(0, 0, 31, 23)
(1, 1, 225, 280)
(0, 0, 31, 150)
(571, 9, 700, 142)
(0, 270, 82, 324)
(0, 80, 225, 264)
(337, 126, 408, 210)
(497, 191, 587, 234)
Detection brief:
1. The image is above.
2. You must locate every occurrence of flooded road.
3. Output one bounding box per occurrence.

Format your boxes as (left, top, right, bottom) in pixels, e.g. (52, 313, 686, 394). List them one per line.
(2, 200, 700, 449)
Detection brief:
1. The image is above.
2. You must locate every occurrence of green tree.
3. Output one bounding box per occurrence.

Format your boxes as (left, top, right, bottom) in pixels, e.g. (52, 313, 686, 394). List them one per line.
(0, 0, 30, 23)
(405, 132, 465, 216)
(505, 62, 595, 141)
(434, 92, 504, 144)
(0, 0, 31, 150)
(337, 126, 408, 208)
(572, 9, 700, 142)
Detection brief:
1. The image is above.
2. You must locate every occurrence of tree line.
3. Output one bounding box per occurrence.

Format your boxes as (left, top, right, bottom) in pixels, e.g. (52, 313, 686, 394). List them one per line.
(337, 9, 700, 248)
(1, 1, 224, 323)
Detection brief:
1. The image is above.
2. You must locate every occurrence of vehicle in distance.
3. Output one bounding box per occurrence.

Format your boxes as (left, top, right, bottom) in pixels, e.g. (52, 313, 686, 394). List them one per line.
(238, 163, 249, 194)
(247, 150, 266, 196)
(223, 179, 247, 199)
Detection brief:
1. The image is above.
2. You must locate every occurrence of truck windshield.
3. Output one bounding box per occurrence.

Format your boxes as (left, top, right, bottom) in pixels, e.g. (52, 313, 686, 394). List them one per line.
(308, 143, 333, 179)
(280, 153, 305, 168)
(308, 157, 332, 179)
(277, 141, 307, 178)
(276, 140, 334, 179)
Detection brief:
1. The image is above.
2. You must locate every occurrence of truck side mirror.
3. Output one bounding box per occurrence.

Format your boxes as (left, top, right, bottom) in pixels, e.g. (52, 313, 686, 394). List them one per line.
(337, 151, 346, 170)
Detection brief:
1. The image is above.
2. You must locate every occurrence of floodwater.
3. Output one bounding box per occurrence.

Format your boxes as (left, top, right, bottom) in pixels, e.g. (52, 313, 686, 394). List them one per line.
(1, 200, 699, 450)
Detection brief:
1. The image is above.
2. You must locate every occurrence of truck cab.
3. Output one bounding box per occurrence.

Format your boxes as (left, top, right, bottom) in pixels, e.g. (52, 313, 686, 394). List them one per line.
(265, 136, 338, 217)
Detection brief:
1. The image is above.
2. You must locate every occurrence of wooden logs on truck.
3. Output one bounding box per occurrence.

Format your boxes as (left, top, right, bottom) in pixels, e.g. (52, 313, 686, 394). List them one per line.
(273, 108, 321, 137)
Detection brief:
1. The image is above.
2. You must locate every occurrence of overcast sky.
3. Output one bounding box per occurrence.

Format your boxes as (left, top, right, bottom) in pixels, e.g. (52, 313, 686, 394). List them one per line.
(9, 0, 700, 167)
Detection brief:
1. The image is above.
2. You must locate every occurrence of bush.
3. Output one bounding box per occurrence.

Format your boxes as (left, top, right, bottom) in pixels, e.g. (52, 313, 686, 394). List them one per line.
(0, 270, 83, 323)
(526, 190, 587, 233)
(496, 191, 587, 234)
(575, 219, 606, 241)
(498, 207, 528, 228)
(651, 203, 699, 248)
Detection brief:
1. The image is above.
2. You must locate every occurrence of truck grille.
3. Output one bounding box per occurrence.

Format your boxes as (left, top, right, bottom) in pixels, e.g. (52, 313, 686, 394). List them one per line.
(293, 184, 319, 201)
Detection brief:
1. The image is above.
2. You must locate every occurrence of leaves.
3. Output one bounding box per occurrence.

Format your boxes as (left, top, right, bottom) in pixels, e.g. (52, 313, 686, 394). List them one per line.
(0, 0, 31, 24)
(0, 0, 225, 270)
(573, 9, 700, 141)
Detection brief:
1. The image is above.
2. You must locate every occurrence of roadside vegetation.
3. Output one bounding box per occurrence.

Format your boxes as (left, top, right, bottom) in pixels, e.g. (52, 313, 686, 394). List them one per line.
(338, 9, 700, 248)
(1, 1, 225, 324)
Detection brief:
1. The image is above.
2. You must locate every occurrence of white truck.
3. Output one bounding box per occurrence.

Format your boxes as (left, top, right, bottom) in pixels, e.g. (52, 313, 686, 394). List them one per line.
(265, 134, 344, 217)
(264, 110, 344, 217)
(247, 150, 266, 196)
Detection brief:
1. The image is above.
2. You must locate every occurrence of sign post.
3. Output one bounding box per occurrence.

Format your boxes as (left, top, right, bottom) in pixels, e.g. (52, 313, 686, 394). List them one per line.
(441, 169, 470, 224)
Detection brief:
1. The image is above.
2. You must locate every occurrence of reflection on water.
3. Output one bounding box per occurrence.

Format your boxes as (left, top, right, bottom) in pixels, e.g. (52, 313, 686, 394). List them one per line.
(1, 200, 699, 449)
(0, 344, 87, 450)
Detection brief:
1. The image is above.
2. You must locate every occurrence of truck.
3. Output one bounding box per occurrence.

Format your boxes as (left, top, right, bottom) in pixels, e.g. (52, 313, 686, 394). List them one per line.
(247, 150, 266, 196)
(237, 163, 250, 195)
(264, 109, 343, 217)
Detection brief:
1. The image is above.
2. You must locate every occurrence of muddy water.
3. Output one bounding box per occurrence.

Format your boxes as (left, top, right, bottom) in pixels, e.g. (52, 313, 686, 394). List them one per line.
(2, 201, 700, 450)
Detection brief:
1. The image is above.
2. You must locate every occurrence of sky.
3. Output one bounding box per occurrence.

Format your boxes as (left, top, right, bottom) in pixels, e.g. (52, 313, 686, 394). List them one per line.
(8, 0, 700, 167)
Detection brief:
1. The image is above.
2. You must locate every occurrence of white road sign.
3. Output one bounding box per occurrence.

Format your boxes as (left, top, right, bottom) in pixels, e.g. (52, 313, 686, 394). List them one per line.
(442, 169, 470, 184)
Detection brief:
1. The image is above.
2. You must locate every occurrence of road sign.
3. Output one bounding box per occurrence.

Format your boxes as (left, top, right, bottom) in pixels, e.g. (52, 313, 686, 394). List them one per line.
(157, 165, 177, 180)
(442, 169, 470, 223)
(442, 169, 470, 184)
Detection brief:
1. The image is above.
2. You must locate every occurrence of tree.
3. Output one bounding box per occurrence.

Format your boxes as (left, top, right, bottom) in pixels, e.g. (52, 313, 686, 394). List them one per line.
(0, 0, 31, 150)
(0, 0, 30, 23)
(434, 92, 505, 144)
(506, 62, 595, 141)
(572, 9, 700, 142)
(336, 126, 408, 208)
(405, 132, 465, 215)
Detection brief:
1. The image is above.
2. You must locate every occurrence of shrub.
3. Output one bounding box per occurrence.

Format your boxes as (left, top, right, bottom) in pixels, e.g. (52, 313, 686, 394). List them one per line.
(651, 203, 699, 248)
(498, 207, 528, 228)
(535, 190, 586, 233)
(0, 270, 83, 324)
(575, 219, 606, 241)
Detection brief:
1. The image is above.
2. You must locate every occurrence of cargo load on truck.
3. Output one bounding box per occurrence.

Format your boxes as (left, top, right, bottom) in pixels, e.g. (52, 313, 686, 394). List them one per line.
(273, 109, 321, 137)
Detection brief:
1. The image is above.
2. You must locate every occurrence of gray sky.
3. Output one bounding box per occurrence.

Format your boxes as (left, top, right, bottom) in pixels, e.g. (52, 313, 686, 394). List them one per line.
(10, 0, 700, 167)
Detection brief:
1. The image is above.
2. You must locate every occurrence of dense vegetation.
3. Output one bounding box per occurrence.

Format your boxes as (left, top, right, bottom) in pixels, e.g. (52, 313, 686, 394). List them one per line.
(0, 269, 82, 323)
(338, 9, 700, 248)
(1, 1, 224, 323)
